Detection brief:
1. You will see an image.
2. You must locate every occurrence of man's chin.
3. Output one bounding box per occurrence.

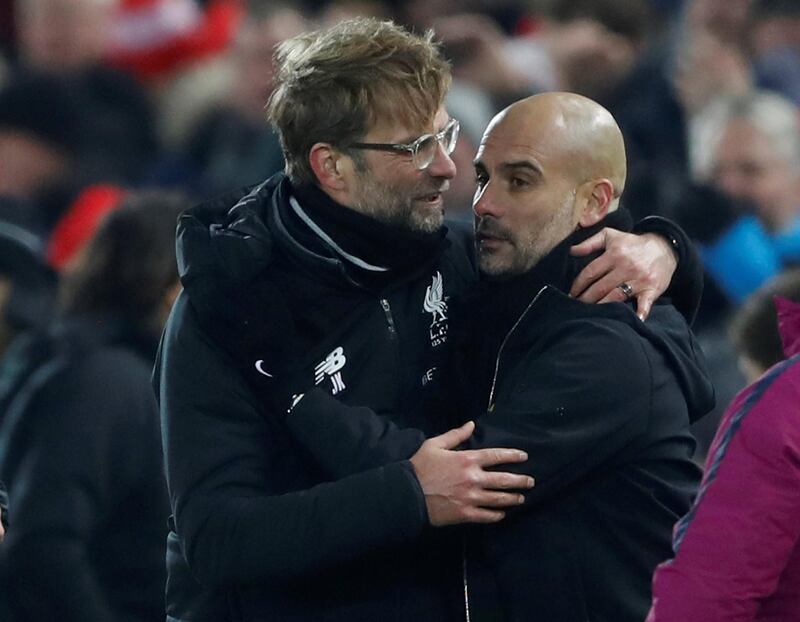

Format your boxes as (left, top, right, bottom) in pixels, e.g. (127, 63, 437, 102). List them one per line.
(408, 205, 444, 234)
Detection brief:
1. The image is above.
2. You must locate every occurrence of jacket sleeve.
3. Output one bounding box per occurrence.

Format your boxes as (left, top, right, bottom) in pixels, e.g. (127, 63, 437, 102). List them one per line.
(647, 367, 800, 622)
(633, 216, 704, 325)
(468, 319, 653, 507)
(158, 294, 428, 588)
(3, 352, 151, 622)
(287, 388, 426, 478)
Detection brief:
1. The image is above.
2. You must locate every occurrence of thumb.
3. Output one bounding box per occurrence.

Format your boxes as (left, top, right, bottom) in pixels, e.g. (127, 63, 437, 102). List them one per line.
(431, 420, 475, 449)
(570, 229, 608, 256)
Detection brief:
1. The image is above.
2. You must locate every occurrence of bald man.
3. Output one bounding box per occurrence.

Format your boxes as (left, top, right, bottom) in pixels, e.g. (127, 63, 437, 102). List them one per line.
(284, 92, 714, 622)
(433, 92, 713, 621)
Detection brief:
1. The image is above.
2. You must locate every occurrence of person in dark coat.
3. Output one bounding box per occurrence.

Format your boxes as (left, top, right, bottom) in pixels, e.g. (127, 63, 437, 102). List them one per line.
(0, 191, 185, 622)
(158, 18, 703, 622)
(284, 92, 715, 622)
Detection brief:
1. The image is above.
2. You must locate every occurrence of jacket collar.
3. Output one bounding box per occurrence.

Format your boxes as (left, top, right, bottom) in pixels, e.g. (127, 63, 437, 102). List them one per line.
(476, 209, 634, 342)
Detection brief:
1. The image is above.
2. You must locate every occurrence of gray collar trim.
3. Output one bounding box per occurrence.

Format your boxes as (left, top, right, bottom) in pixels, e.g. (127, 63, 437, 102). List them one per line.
(288, 195, 389, 272)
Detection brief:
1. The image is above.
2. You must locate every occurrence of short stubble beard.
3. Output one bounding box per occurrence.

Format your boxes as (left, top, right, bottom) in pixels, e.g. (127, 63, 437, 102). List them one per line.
(477, 191, 577, 279)
(351, 163, 445, 234)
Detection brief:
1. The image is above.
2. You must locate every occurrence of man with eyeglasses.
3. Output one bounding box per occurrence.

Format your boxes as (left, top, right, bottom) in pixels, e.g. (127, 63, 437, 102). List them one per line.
(157, 18, 700, 622)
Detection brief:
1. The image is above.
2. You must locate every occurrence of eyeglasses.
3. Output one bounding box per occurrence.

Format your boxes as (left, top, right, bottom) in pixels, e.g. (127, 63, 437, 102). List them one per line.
(348, 118, 460, 171)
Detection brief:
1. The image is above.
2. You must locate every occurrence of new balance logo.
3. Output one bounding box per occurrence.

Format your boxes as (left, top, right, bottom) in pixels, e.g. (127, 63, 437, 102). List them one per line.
(314, 346, 347, 395)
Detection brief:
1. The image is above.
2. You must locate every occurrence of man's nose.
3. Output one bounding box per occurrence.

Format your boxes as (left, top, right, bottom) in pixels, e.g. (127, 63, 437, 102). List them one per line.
(473, 180, 499, 219)
(427, 143, 457, 179)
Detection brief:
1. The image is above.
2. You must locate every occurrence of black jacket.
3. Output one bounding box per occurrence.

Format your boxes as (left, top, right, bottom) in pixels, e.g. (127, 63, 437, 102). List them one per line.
(285, 214, 714, 622)
(0, 314, 169, 622)
(450, 215, 715, 621)
(157, 174, 476, 621)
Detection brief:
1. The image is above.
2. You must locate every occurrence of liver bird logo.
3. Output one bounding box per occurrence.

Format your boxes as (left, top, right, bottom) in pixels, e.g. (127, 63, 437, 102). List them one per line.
(424, 272, 448, 324)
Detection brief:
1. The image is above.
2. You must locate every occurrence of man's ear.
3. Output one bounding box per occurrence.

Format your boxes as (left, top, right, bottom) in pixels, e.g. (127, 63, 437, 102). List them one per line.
(578, 179, 615, 228)
(309, 143, 348, 193)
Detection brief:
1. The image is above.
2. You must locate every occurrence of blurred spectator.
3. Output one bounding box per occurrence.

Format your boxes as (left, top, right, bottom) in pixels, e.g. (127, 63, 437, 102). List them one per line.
(14, 0, 159, 185)
(674, 92, 800, 456)
(694, 92, 800, 305)
(606, 0, 755, 218)
(672, 31, 750, 181)
(751, 0, 800, 105)
(177, 2, 307, 195)
(0, 215, 55, 359)
(431, 12, 537, 107)
(685, 0, 753, 44)
(542, 0, 655, 106)
(431, 0, 655, 108)
(730, 269, 800, 380)
(0, 191, 185, 622)
(14, 0, 116, 73)
(0, 72, 85, 232)
(648, 272, 800, 621)
(107, 0, 242, 84)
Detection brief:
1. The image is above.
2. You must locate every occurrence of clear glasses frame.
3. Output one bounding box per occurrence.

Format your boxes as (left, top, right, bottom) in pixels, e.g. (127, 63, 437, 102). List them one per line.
(348, 118, 460, 171)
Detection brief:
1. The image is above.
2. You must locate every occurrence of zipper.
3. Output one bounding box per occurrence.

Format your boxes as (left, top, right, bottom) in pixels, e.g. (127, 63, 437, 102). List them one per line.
(379, 298, 397, 339)
(486, 285, 549, 411)
(462, 544, 471, 622)
(462, 286, 549, 621)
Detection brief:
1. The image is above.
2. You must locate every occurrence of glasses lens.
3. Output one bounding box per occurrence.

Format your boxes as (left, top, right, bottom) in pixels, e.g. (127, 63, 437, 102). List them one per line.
(414, 120, 460, 170)
(444, 120, 459, 155)
(415, 135, 438, 170)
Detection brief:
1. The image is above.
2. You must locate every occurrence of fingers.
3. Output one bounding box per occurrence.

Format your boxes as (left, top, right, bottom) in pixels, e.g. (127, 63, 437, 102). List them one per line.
(430, 420, 475, 449)
(482, 471, 535, 490)
(569, 229, 608, 258)
(462, 508, 507, 524)
(472, 490, 526, 509)
(570, 252, 613, 298)
(635, 290, 656, 321)
(468, 447, 527, 467)
(576, 265, 623, 303)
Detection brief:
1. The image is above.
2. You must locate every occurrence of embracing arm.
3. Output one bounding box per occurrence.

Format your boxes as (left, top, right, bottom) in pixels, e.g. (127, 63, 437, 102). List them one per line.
(160, 294, 532, 587)
(570, 217, 702, 323)
(287, 388, 427, 477)
(286, 390, 532, 526)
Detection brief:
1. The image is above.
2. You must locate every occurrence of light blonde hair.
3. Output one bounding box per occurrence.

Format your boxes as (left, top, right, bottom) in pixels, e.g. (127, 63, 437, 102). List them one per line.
(266, 17, 451, 185)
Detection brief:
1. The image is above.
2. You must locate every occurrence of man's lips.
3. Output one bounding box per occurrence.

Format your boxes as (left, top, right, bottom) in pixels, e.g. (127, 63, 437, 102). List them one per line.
(476, 228, 511, 245)
(415, 192, 443, 203)
(413, 184, 449, 203)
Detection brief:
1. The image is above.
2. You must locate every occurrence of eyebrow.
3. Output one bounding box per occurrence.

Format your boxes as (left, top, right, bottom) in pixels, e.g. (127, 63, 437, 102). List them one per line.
(500, 160, 543, 176)
(473, 159, 543, 176)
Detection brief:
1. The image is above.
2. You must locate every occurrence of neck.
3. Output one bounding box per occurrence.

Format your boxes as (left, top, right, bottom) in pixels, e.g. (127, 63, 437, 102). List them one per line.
(480, 208, 634, 339)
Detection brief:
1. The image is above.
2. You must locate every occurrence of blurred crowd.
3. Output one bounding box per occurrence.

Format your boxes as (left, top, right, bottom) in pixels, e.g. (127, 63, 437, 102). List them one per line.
(0, 0, 798, 619)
